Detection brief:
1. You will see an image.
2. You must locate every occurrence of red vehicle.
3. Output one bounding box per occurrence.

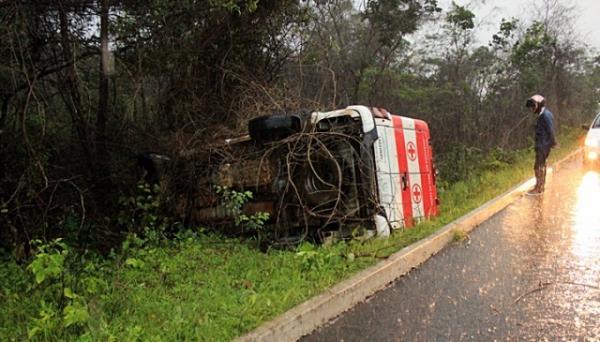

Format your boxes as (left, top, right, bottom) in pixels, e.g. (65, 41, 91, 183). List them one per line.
(173, 105, 439, 240)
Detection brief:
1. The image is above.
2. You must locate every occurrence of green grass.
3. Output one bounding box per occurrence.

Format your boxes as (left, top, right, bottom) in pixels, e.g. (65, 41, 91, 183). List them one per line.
(452, 229, 468, 242)
(0, 130, 583, 341)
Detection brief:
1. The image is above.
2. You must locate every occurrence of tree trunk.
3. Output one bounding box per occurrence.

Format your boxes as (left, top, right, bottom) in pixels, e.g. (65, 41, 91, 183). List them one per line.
(96, 0, 110, 178)
(0, 95, 9, 181)
(57, 1, 94, 173)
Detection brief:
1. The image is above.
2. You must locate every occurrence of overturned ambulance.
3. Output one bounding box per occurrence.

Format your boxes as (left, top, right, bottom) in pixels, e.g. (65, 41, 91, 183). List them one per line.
(173, 105, 439, 240)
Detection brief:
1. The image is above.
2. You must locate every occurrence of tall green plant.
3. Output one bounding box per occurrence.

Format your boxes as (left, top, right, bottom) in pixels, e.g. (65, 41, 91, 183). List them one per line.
(216, 186, 270, 239)
(26, 239, 109, 339)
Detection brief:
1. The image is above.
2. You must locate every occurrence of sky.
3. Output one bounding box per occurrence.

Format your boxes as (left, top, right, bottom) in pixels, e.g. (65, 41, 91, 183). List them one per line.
(441, 0, 600, 52)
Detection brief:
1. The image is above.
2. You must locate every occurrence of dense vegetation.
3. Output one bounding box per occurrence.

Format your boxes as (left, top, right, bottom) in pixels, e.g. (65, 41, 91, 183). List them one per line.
(2, 0, 599, 250)
(0, 132, 582, 340)
(0, 0, 598, 339)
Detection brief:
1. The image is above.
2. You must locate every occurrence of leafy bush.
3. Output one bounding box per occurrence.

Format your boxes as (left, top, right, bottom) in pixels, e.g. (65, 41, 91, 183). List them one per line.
(22, 239, 111, 340)
(118, 182, 180, 245)
(216, 186, 270, 240)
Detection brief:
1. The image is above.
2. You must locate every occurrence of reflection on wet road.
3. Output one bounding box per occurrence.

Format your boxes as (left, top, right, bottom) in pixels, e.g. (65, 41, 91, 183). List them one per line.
(303, 160, 600, 341)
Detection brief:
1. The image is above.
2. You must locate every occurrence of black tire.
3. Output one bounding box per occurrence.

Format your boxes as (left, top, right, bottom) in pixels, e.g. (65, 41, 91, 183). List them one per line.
(248, 114, 302, 143)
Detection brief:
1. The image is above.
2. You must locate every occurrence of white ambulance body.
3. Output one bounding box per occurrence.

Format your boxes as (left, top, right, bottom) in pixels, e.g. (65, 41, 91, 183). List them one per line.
(312, 106, 439, 236)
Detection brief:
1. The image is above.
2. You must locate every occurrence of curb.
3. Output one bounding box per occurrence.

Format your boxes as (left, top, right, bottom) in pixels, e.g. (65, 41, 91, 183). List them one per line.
(236, 148, 582, 342)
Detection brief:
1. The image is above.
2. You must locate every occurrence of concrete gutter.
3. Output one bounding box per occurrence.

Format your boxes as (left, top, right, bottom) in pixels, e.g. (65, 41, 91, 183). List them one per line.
(236, 148, 582, 342)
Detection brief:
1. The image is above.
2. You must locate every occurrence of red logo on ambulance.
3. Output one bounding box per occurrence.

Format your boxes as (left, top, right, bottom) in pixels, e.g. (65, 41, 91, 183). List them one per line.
(412, 184, 422, 203)
(407, 142, 417, 161)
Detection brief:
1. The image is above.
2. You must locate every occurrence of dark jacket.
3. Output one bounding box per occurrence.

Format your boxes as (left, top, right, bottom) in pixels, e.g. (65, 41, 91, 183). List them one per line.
(535, 108, 557, 152)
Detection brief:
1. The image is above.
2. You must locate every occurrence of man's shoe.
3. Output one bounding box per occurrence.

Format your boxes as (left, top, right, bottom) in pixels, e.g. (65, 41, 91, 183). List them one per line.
(526, 188, 543, 196)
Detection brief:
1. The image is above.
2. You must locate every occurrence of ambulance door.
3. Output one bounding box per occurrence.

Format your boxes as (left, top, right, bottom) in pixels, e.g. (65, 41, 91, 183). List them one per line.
(395, 116, 439, 223)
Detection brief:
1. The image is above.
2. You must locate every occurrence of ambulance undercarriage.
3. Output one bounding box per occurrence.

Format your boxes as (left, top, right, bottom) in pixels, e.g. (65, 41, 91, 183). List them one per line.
(174, 106, 439, 241)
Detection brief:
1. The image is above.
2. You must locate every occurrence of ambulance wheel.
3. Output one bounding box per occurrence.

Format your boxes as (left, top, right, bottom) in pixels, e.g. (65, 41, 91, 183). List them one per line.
(248, 114, 301, 143)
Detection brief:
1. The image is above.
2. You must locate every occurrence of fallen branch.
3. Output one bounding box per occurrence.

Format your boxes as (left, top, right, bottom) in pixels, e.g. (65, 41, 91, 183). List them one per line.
(514, 281, 600, 304)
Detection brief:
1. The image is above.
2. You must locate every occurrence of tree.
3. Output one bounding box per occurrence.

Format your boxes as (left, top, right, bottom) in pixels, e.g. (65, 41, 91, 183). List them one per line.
(293, 0, 440, 106)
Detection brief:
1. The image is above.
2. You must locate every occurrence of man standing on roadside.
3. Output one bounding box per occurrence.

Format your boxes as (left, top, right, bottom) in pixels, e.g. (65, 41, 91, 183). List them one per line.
(526, 94, 557, 195)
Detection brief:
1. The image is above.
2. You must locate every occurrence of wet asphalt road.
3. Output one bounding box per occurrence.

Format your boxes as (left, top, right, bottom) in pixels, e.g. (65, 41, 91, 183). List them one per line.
(303, 159, 600, 341)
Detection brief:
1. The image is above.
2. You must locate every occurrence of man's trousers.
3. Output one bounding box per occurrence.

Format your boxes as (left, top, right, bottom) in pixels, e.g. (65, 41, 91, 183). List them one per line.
(534, 148, 551, 192)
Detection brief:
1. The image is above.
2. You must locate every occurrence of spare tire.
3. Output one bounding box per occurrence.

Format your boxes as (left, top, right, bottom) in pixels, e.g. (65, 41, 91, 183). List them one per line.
(248, 114, 302, 143)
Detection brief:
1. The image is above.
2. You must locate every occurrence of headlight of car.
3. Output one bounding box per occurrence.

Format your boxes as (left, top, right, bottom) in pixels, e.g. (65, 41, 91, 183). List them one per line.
(585, 137, 600, 147)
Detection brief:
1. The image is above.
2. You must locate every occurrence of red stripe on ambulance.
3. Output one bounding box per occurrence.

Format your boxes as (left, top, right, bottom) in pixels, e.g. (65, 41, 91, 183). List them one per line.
(414, 119, 437, 217)
(391, 115, 413, 227)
